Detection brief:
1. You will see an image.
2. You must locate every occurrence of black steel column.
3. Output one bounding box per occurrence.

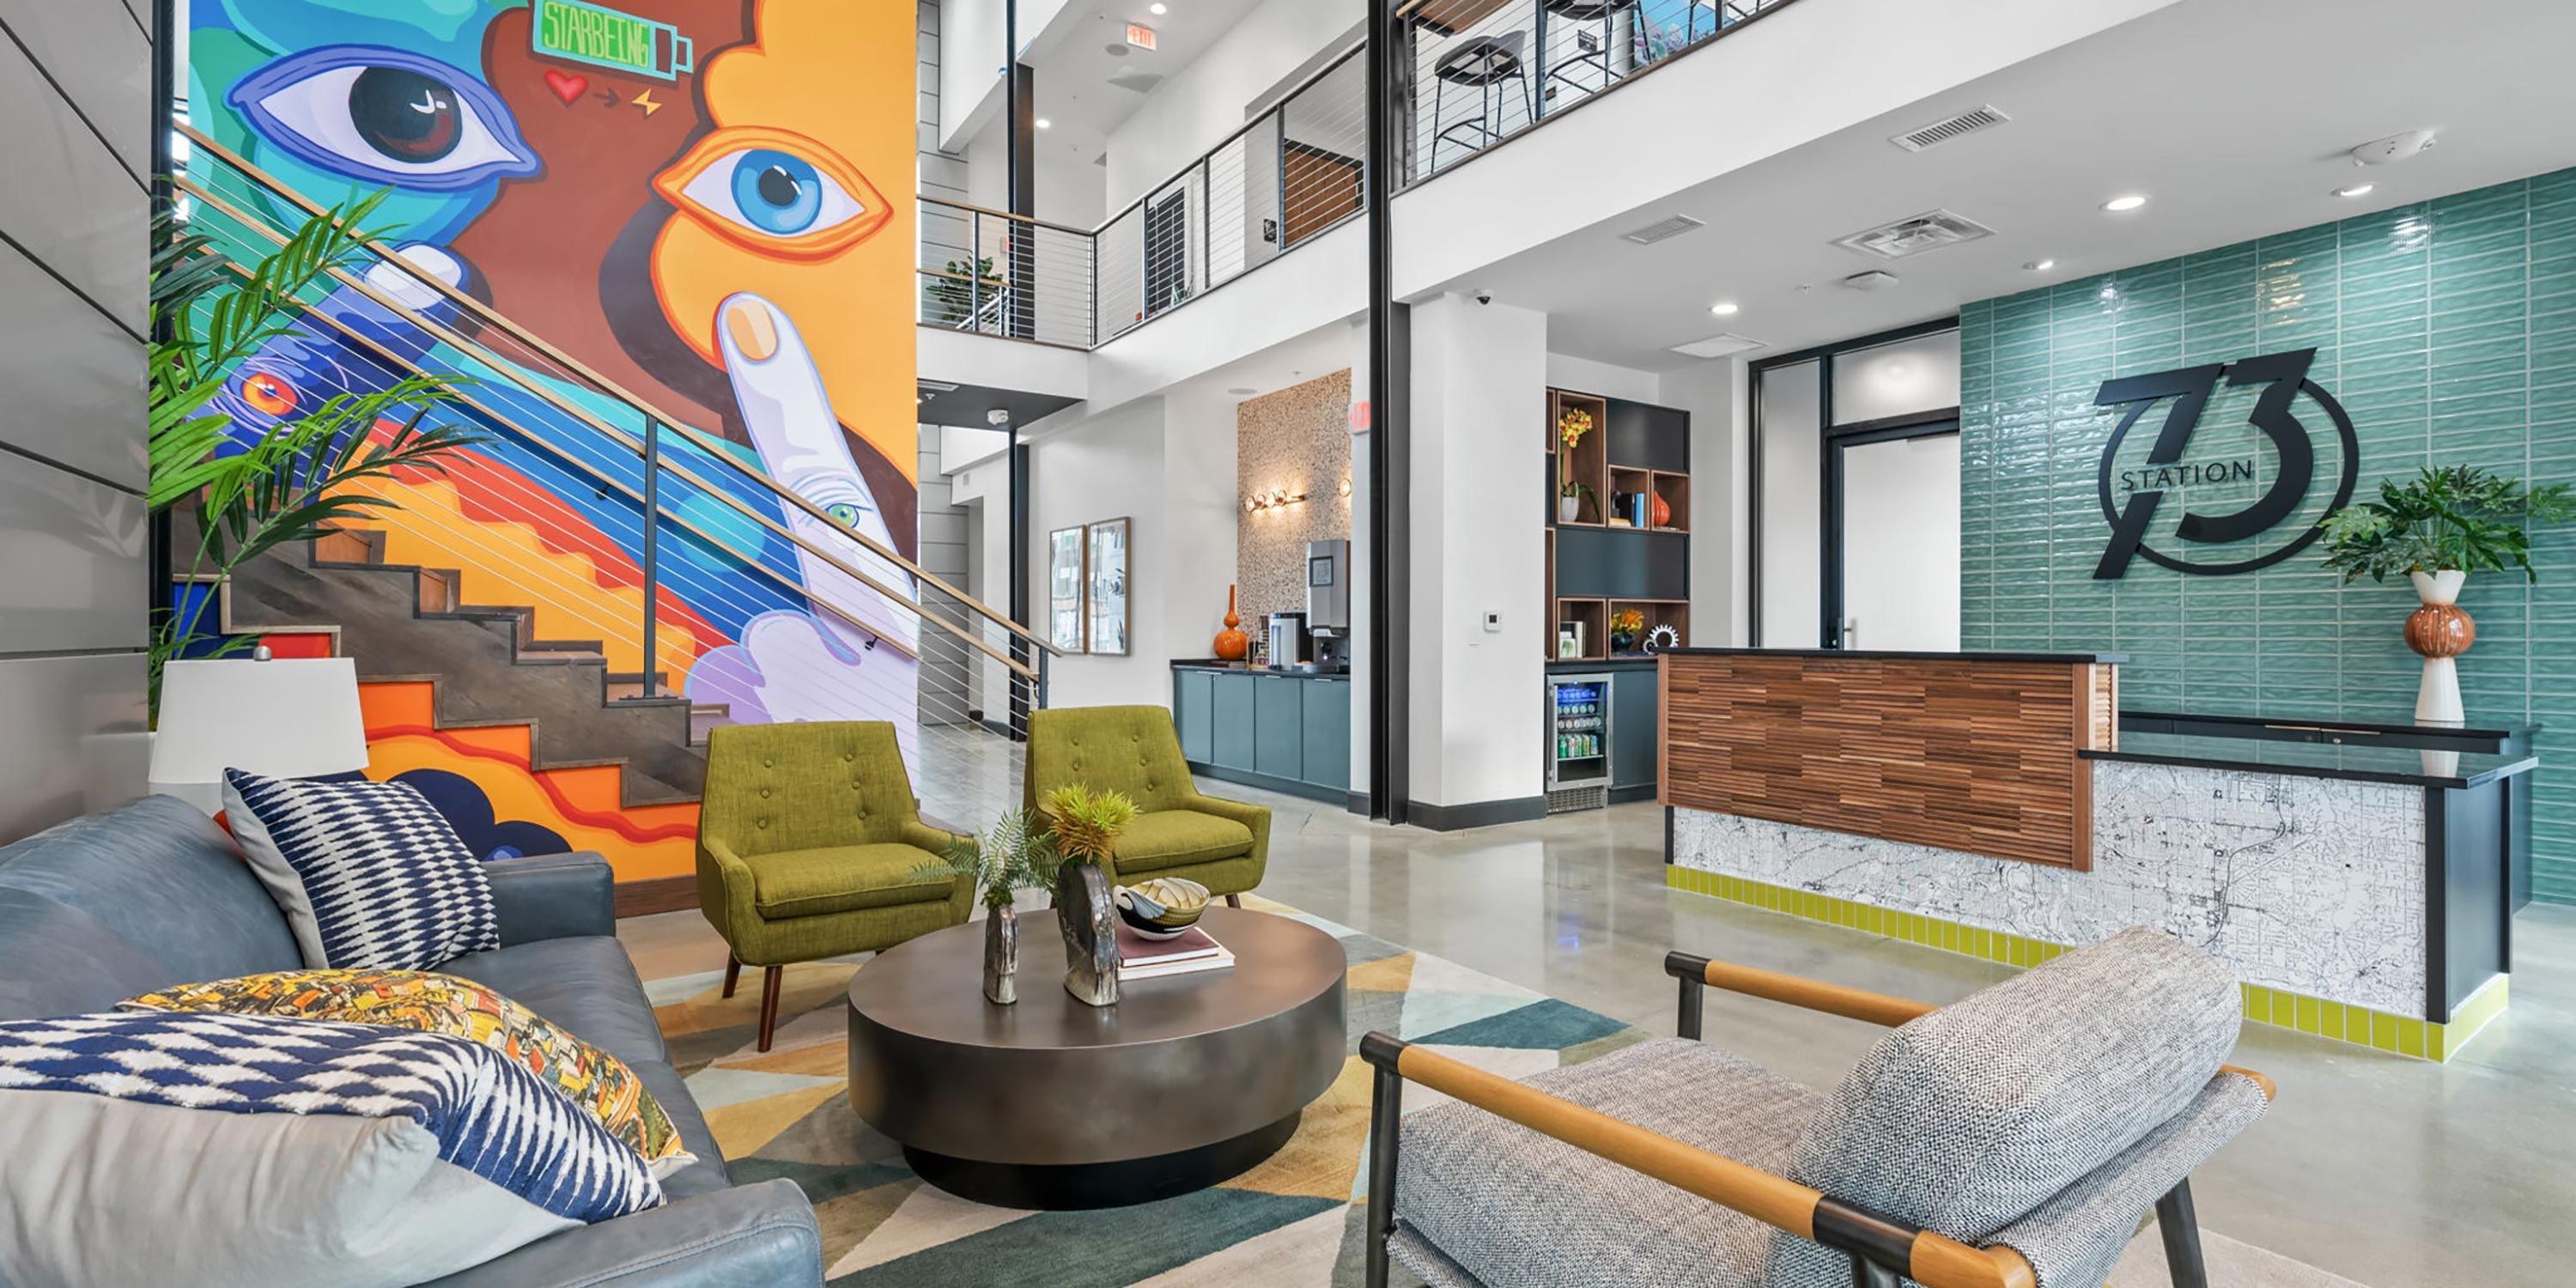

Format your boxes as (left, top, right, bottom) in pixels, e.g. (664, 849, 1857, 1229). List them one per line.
(1365, 0, 1410, 824)
(1004, 0, 1036, 343)
(1007, 423, 1033, 738)
(147, 0, 179, 628)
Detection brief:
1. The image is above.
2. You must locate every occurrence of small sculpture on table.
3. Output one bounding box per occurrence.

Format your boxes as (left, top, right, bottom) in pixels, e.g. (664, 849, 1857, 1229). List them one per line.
(915, 809, 1062, 1005)
(1042, 785, 1137, 1007)
(1213, 585, 1249, 662)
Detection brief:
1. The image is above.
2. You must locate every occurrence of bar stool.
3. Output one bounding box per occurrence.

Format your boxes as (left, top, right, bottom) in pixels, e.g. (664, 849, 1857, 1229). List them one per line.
(1541, 0, 1635, 99)
(1426, 32, 1533, 173)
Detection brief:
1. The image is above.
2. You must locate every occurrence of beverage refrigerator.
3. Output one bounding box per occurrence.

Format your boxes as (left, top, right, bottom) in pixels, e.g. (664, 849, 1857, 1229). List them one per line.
(1546, 673, 1612, 811)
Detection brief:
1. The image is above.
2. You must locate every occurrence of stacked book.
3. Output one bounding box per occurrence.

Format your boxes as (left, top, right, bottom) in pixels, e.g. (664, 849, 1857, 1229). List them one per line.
(1115, 924, 1235, 981)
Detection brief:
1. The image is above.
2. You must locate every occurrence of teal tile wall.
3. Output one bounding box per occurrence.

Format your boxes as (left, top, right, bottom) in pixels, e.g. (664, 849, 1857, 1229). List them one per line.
(1960, 168, 2576, 904)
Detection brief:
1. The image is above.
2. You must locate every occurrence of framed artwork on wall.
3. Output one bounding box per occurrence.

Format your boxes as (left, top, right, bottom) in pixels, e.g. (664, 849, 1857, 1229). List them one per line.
(1086, 518, 1132, 656)
(1048, 526, 1087, 653)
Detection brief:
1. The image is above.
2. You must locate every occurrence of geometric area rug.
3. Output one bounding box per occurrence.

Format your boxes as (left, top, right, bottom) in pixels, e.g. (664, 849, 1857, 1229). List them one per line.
(638, 895, 2367, 1288)
(641, 892, 1648, 1286)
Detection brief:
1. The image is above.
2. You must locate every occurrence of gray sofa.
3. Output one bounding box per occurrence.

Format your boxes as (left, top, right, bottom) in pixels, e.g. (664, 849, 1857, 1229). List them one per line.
(0, 794, 823, 1288)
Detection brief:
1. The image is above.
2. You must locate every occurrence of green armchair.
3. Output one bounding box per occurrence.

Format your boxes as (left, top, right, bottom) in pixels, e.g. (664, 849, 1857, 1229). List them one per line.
(1024, 705, 1271, 904)
(696, 720, 972, 1050)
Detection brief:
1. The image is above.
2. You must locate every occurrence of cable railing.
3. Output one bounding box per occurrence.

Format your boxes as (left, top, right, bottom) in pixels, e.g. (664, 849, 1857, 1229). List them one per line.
(924, 0, 1797, 350)
(175, 124, 1056, 818)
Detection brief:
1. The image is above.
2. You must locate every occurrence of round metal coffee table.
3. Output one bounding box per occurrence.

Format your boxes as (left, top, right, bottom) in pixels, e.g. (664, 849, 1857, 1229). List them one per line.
(846, 906, 1346, 1210)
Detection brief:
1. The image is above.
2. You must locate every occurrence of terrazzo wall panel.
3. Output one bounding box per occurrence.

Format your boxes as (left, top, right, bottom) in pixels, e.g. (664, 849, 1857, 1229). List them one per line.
(1959, 168, 2576, 903)
(1236, 370, 1354, 623)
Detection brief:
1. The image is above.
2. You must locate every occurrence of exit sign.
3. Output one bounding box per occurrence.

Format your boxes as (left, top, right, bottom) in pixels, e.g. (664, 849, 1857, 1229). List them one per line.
(1125, 22, 1158, 50)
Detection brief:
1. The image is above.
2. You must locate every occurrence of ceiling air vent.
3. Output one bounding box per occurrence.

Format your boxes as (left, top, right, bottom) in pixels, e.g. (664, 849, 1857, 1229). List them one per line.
(1841, 270, 1900, 292)
(1890, 105, 2011, 153)
(1669, 332, 1765, 360)
(1107, 69, 1164, 94)
(1619, 214, 1705, 246)
(1831, 209, 1995, 260)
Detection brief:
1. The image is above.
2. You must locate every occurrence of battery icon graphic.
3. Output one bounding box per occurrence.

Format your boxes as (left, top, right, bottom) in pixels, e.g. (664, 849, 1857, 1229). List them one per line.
(532, 0, 696, 81)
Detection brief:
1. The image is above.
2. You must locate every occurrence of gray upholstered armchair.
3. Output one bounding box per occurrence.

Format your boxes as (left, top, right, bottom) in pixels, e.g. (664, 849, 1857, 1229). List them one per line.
(1358, 927, 2273, 1288)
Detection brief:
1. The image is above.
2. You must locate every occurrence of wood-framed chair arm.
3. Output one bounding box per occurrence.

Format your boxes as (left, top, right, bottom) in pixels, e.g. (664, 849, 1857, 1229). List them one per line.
(1659, 951, 2276, 1103)
(1356, 1033, 2037, 1288)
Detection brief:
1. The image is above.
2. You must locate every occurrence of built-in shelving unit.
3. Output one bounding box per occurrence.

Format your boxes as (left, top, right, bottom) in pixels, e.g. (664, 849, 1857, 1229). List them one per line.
(1545, 388, 1691, 661)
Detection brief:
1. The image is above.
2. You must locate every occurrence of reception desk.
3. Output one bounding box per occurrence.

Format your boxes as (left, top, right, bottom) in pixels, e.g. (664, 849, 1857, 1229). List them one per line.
(1660, 648, 2534, 1061)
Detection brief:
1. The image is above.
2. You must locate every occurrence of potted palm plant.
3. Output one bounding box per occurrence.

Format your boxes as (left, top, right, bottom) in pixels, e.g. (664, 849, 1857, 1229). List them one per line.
(2320, 465, 2573, 724)
(148, 193, 485, 720)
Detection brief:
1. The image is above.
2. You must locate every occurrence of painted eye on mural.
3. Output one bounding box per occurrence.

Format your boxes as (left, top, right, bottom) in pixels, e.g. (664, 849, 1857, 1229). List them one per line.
(654, 129, 892, 258)
(240, 371, 300, 417)
(823, 503, 863, 529)
(229, 47, 540, 191)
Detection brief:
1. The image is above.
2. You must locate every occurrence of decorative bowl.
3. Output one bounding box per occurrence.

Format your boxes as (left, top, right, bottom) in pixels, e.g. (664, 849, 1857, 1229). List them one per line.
(1114, 877, 1212, 939)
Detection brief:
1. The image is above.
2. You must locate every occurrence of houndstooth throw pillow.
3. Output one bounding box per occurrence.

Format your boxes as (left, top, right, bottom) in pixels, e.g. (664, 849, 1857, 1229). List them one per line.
(222, 769, 501, 971)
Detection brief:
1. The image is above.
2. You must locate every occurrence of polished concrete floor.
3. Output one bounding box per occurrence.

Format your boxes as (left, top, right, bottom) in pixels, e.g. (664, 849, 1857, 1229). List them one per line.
(629, 779, 2576, 1287)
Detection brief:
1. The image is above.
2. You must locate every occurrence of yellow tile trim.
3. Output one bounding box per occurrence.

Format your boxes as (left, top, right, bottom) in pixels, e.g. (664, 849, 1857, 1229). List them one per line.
(1663, 865, 2505, 1062)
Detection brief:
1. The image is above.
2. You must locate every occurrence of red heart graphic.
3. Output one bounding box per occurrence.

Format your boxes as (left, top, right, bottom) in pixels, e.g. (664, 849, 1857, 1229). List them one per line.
(543, 68, 589, 104)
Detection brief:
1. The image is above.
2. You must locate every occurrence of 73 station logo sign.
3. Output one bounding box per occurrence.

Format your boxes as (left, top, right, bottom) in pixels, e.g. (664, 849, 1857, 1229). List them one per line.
(2091, 348, 2360, 580)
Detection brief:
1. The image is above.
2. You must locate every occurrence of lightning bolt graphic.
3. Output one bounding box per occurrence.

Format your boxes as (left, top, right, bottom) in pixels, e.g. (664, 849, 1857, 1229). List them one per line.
(632, 88, 665, 118)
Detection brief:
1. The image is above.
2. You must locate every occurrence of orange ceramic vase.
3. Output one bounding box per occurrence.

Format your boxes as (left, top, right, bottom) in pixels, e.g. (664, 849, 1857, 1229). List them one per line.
(1213, 585, 1249, 661)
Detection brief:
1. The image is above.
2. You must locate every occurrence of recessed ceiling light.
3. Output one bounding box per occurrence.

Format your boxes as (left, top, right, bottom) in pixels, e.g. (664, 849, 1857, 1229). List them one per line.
(2102, 195, 2148, 212)
(1150, 1, 1167, 11)
(2024, 258, 2056, 272)
(1036, 118, 1052, 130)
(2336, 183, 2376, 198)
(1709, 301, 1740, 316)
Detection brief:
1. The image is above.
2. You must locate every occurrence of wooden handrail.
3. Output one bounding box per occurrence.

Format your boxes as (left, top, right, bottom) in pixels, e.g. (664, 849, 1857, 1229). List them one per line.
(1388, 1044, 2038, 1288)
(173, 180, 1042, 682)
(175, 122, 1054, 655)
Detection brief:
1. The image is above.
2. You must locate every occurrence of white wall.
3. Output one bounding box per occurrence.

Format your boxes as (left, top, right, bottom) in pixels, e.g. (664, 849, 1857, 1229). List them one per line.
(1661, 357, 1742, 645)
(939, 0, 1075, 151)
(1102, 0, 1364, 215)
(1409, 293, 1546, 810)
(962, 129, 1107, 229)
(1023, 393, 1238, 711)
(951, 452, 1012, 719)
(1545, 353, 1659, 404)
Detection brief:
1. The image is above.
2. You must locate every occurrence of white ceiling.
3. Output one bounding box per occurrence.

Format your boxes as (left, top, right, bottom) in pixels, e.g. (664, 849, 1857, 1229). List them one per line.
(1453, 0, 2576, 370)
(1010, 0, 1271, 168)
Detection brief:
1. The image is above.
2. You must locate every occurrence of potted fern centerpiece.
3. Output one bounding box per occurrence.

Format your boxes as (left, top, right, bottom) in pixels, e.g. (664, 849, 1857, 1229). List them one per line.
(2320, 465, 2574, 724)
(918, 810, 1064, 1005)
(1042, 785, 1137, 1006)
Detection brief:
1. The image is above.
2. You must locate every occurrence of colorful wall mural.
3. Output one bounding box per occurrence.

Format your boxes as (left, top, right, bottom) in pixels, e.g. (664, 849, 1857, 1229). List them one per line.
(186, 1, 920, 883)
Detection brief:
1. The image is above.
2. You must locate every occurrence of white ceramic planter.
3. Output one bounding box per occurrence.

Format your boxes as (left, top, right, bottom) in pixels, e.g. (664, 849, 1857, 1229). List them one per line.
(1558, 495, 1581, 523)
(2407, 569, 2471, 726)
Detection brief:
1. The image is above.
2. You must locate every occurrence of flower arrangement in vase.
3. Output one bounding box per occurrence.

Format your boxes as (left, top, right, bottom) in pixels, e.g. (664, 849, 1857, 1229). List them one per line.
(1042, 785, 1137, 1006)
(1609, 608, 1645, 653)
(917, 810, 1063, 1005)
(1557, 407, 1595, 523)
(2320, 465, 2573, 724)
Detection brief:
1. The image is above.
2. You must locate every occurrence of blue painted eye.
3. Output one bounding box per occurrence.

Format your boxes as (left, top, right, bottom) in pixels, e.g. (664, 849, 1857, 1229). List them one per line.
(228, 46, 538, 191)
(674, 146, 867, 243)
(730, 150, 824, 235)
(823, 503, 862, 528)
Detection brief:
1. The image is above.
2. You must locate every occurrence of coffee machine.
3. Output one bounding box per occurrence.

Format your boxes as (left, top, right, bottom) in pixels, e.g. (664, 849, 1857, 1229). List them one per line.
(1304, 540, 1351, 671)
(1266, 611, 1309, 668)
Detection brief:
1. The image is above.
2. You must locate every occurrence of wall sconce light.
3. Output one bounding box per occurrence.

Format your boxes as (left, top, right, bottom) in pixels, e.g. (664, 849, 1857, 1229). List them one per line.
(1245, 487, 1309, 513)
(1338, 477, 1352, 499)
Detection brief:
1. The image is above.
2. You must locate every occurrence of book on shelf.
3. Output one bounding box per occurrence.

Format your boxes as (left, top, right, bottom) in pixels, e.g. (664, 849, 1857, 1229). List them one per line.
(1115, 922, 1234, 979)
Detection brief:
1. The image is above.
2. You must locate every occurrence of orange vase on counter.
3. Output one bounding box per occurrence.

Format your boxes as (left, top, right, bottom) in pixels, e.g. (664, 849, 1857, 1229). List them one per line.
(1213, 585, 1249, 661)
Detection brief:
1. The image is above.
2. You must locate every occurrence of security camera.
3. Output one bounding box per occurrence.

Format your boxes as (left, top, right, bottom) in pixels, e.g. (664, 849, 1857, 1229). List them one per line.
(1473, 290, 1493, 306)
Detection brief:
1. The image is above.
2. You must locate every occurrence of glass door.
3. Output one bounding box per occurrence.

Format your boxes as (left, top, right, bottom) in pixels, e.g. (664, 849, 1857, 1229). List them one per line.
(1829, 426, 1960, 651)
(1548, 676, 1611, 789)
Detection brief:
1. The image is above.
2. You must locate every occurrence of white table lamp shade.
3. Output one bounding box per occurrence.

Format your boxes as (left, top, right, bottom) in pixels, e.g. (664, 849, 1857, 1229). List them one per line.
(150, 658, 372, 811)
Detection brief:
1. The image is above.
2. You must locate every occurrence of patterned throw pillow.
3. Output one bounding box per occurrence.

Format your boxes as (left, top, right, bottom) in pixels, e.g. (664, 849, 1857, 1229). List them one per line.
(222, 768, 501, 970)
(0, 1011, 660, 1288)
(125, 969, 694, 1176)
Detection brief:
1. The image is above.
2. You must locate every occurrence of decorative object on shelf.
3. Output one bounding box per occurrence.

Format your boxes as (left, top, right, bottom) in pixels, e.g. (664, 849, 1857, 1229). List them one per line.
(1609, 608, 1645, 653)
(1558, 622, 1585, 659)
(1115, 876, 1211, 940)
(1557, 405, 1595, 520)
(1644, 622, 1681, 652)
(1651, 489, 1674, 528)
(1043, 785, 1137, 1007)
(1213, 584, 1249, 660)
(2320, 465, 2573, 725)
(917, 809, 1064, 1005)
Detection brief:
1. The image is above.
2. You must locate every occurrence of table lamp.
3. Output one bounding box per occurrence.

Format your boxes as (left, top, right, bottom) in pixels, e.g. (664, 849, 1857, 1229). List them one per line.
(149, 656, 372, 813)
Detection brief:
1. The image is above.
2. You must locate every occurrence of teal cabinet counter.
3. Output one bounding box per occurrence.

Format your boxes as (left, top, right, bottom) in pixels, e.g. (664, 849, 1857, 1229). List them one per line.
(1171, 663, 1351, 805)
